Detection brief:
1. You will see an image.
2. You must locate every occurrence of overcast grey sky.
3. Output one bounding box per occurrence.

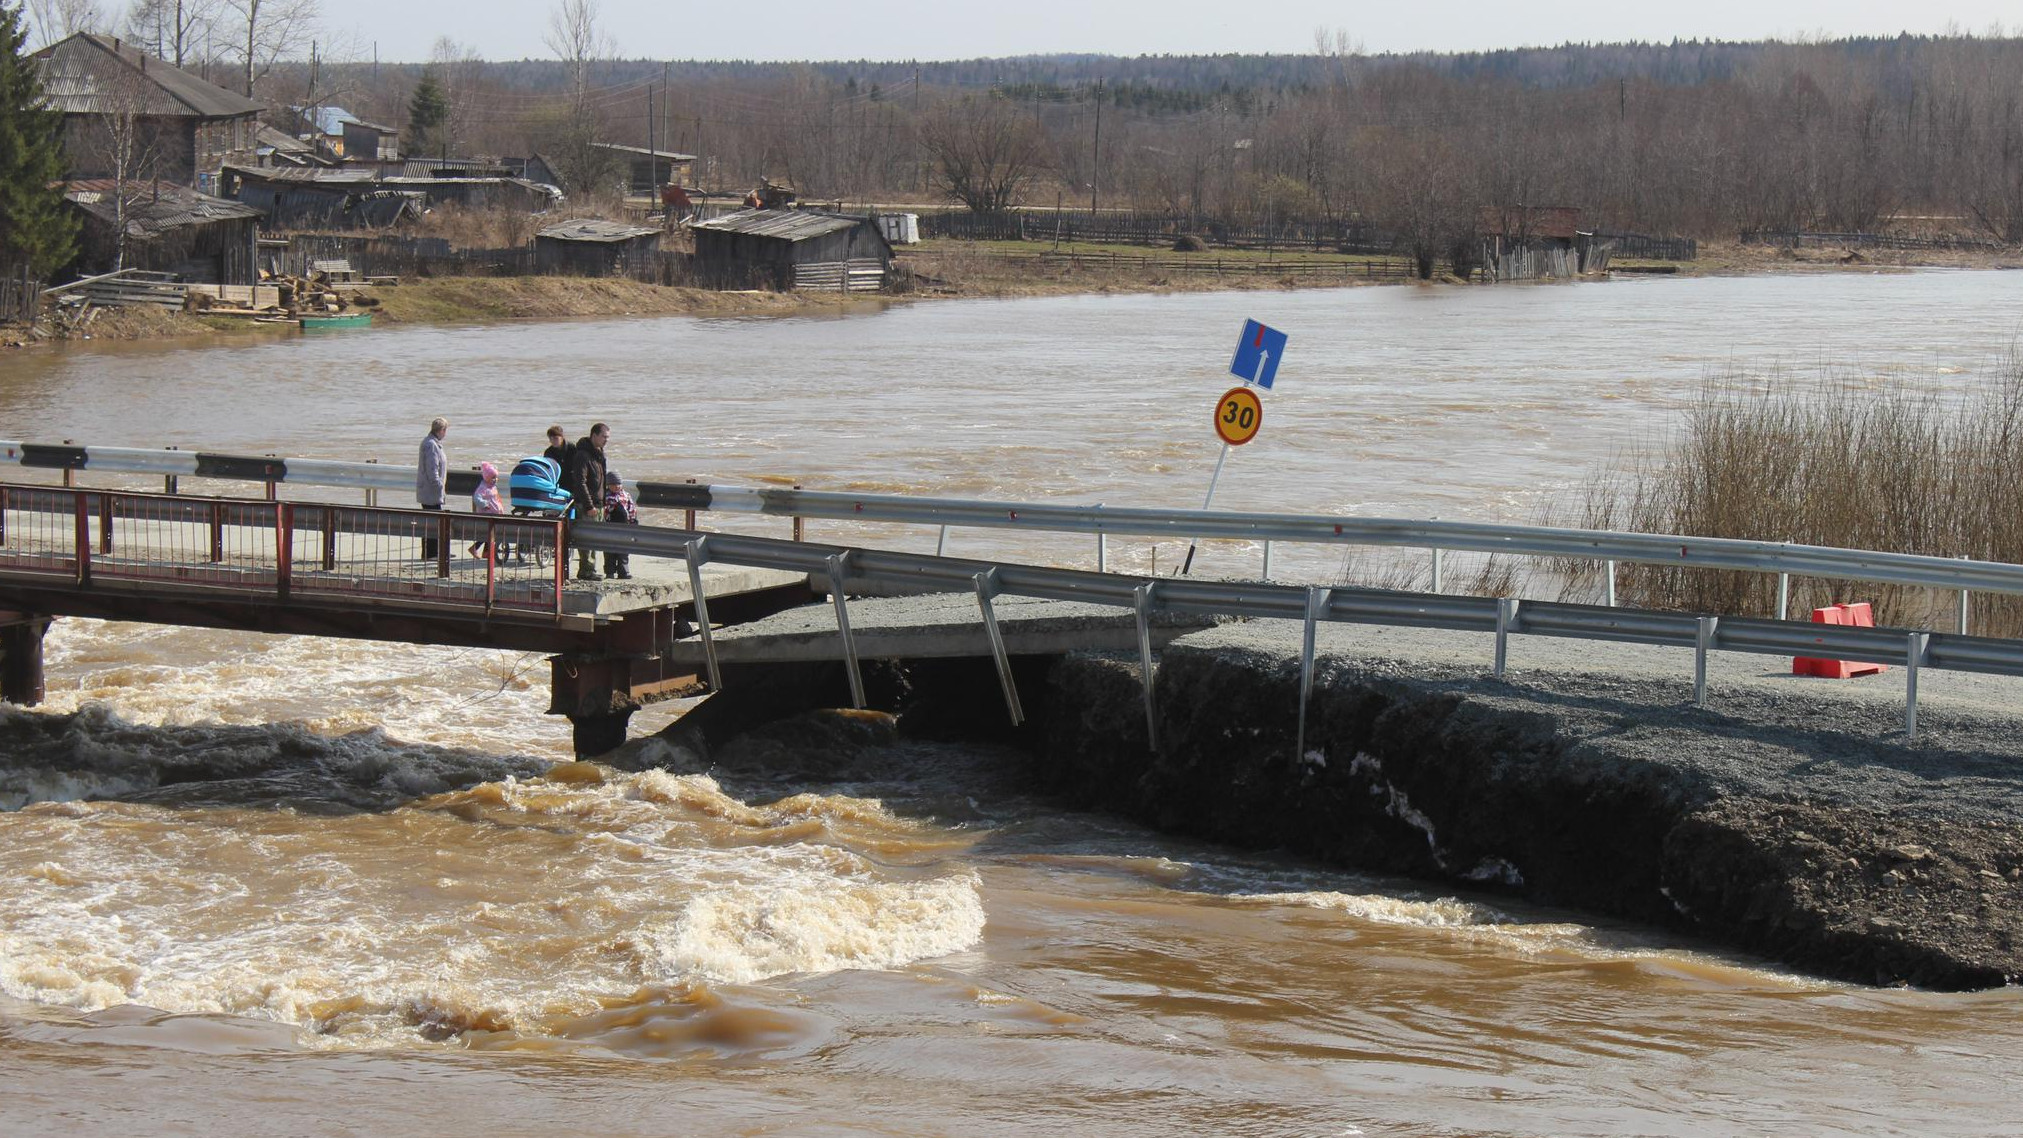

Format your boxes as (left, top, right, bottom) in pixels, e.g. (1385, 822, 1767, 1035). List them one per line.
(330, 0, 2014, 64)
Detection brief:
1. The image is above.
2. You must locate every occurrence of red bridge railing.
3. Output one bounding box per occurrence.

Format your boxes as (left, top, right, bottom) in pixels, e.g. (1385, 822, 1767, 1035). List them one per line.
(0, 484, 569, 617)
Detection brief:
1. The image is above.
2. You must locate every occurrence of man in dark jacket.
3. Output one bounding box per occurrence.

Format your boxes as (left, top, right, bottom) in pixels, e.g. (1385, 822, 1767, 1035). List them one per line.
(568, 422, 609, 580)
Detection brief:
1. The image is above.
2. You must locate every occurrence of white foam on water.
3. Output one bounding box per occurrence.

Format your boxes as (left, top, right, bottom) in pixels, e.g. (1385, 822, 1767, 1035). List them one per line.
(1240, 890, 1514, 929)
(643, 872, 987, 986)
(0, 766, 986, 1047)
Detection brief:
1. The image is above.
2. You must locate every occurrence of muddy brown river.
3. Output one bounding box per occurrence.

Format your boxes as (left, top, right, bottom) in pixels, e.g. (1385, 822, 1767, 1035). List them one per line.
(3, 272, 2022, 1135)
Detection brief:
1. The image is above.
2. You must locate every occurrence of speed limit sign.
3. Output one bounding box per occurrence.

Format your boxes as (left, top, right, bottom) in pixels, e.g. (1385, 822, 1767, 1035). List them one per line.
(1213, 386, 1263, 446)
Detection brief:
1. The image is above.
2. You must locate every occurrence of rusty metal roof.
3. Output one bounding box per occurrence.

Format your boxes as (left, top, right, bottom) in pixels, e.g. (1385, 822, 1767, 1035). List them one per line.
(65, 180, 263, 237)
(690, 209, 866, 242)
(34, 33, 263, 119)
(536, 218, 662, 243)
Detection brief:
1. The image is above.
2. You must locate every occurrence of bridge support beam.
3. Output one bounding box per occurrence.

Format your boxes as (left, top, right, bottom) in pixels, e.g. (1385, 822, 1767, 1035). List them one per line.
(570, 710, 634, 759)
(0, 614, 50, 707)
(550, 653, 707, 759)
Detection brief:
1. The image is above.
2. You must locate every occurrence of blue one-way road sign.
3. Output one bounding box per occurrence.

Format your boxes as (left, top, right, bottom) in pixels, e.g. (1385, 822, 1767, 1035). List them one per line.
(1229, 319, 1288, 389)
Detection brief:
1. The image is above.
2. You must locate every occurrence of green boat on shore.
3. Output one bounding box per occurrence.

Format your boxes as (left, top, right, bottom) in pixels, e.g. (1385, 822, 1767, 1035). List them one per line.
(299, 313, 372, 330)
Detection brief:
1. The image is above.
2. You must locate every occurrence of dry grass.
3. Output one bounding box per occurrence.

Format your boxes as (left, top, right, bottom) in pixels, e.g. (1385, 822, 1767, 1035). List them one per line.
(1567, 357, 2023, 633)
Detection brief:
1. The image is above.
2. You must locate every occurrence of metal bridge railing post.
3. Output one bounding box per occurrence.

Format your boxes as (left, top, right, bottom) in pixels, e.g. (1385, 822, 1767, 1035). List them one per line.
(973, 569, 1024, 725)
(1958, 557, 1971, 635)
(209, 501, 223, 563)
(1093, 503, 1105, 573)
(98, 491, 113, 555)
(792, 484, 805, 542)
(1906, 631, 1930, 739)
(826, 551, 865, 708)
(1695, 616, 1719, 707)
(684, 538, 722, 691)
(1296, 586, 1327, 763)
(1431, 546, 1444, 594)
(1604, 559, 1617, 607)
(1493, 597, 1519, 678)
(276, 502, 292, 599)
(1776, 571, 1790, 621)
(1260, 538, 1271, 582)
(1133, 582, 1158, 752)
(72, 491, 90, 585)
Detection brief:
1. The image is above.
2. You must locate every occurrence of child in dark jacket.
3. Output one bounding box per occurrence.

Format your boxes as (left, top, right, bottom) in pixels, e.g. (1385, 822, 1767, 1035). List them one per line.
(603, 471, 638, 579)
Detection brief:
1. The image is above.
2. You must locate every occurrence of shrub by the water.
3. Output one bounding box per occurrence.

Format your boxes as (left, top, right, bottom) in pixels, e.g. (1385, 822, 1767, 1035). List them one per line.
(1570, 356, 2023, 634)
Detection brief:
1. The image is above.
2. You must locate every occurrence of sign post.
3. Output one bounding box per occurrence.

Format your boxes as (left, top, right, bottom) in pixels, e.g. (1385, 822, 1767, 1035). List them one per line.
(1180, 320, 1286, 575)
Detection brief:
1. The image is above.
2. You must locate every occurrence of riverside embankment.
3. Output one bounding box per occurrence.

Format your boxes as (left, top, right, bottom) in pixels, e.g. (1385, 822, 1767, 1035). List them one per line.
(1020, 622, 2023, 991)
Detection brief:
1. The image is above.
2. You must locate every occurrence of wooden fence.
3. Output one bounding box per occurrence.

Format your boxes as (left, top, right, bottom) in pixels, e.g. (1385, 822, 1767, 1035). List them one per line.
(1593, 231, 1698, 260)
(268, 234, 697, 286)
(930, 248, 1453, 281)
(0, 264, 40, 324)
(919, 210, 1397, 254)
(1740, 230, 2005, 252)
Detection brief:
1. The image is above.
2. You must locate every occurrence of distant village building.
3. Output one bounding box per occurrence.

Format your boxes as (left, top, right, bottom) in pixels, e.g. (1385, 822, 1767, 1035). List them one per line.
(590, 143, 696, 195)
(534, 219, 664, 277)
(33, 33, 263, 192)
(63, 179, 262, 284)
(341, 118, 400, 163)
(690, 209, 893, 290)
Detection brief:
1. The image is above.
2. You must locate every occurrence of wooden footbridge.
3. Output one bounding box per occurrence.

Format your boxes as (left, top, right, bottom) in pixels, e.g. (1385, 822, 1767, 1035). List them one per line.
(0, 480, 822, 754)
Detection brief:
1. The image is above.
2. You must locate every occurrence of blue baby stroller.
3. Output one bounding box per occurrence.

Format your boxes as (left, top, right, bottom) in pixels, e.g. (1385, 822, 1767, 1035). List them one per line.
(507, 456, 575, 566)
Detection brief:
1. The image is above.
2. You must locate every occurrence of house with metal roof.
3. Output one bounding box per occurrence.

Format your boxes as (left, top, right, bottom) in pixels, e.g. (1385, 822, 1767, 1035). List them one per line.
(34, 34, 264, 190)
(63, 180, 263, 284)
(689, 209, 892, 290)
(534, 219, 664, 277)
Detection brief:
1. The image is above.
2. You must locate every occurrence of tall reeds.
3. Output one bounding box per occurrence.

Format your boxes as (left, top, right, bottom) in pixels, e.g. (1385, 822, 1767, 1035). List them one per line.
(1572, 355, 2023, 633)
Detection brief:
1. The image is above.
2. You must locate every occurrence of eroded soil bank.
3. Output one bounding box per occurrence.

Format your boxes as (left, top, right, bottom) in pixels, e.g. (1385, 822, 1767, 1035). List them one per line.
(1029, 633, 2023, 990)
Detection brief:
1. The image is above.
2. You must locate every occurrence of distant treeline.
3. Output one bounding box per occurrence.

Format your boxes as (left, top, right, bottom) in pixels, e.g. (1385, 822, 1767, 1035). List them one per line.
(281, 36, 2023, 250)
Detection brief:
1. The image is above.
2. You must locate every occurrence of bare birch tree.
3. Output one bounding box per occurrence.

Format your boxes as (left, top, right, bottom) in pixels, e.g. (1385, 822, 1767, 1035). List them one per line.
(24, 0, 101, 45)
(222, 0, 313, 97)
(123, 0, 215, 68)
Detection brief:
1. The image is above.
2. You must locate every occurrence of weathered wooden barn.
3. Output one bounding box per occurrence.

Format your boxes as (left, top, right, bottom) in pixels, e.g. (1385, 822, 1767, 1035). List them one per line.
(534, 219, 664, 277)
(64, 179, 262, 285)
(689, 210, 893, 291)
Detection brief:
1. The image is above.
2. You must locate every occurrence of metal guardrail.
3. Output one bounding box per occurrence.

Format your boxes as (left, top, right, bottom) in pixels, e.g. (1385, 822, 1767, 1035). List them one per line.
(573, 518, 2023, 748)
(6, 441, 2018, 626)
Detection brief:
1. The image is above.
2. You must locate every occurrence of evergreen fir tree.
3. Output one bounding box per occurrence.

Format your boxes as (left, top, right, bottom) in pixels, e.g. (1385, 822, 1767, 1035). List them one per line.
(408, 70, 448, 158)
(0, 1, 77, 279)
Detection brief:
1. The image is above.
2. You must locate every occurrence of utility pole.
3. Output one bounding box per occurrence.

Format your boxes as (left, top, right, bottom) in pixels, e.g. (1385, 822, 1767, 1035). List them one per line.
(1090, 78, 1103, 216)
(647, 81, 655, 201)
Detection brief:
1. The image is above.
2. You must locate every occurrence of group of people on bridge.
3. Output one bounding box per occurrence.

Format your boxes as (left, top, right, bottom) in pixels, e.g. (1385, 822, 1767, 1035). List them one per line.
(414, 418, 638, 582)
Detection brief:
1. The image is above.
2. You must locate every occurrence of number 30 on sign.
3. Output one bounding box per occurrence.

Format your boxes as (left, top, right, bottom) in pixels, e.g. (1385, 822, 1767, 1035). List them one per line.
(1214, 386, 1264, 446)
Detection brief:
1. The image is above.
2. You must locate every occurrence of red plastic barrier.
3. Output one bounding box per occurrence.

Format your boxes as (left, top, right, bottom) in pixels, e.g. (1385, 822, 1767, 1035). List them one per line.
(1792, 603, 1886, 677)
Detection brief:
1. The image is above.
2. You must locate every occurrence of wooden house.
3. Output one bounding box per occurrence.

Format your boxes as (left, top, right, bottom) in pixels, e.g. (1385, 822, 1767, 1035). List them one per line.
(34, 33, 263, 192)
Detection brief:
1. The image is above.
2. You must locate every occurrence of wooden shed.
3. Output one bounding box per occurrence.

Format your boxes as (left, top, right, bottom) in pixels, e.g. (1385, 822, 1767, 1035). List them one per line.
(63, 179, 261, 285)
(534, 219, 664, 277)
(689, 209, 892, 291)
